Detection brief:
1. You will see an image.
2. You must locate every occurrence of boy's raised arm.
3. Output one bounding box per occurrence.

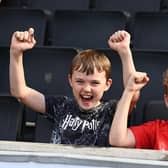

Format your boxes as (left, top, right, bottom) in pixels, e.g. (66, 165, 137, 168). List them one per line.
(108, 30, 139, 112)
(10, 28, 45, 113)
(109, 72, 149, 147)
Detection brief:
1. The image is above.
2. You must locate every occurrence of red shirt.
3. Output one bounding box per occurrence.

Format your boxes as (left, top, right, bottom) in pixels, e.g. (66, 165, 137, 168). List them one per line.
(130, 120, 168, 150)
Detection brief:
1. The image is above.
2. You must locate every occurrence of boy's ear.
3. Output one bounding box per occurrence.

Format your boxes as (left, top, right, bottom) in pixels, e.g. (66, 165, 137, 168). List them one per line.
(68, 74, 72, 87)
(104, 78, 112, 91)
(164, 94, 168, 108)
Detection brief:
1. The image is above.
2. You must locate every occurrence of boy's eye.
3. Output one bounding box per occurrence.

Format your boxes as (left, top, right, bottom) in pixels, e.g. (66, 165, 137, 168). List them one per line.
(91, 81, 100, 85)
(76, 80, 83, 84)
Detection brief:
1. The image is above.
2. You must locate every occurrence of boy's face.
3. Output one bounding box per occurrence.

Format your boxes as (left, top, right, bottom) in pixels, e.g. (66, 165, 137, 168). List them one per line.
(68, 68, 112, 111)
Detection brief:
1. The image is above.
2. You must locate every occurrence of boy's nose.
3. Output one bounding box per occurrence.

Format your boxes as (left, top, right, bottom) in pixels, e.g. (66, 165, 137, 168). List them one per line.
(83, 84, 92, 92)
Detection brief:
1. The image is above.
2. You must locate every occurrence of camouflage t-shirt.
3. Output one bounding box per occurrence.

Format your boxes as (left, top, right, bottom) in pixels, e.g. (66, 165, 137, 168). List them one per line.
(45, 95, 116, 147)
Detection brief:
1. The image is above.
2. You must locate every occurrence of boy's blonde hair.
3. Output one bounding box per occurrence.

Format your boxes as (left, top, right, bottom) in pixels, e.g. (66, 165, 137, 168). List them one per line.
(163, 68, 168, 95)
(69, 49, 111, 80)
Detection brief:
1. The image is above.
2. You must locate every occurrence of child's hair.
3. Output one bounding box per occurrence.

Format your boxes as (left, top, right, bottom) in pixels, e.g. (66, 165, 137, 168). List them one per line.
(163, 68, 168, 95)
(69, 49, 111, 80)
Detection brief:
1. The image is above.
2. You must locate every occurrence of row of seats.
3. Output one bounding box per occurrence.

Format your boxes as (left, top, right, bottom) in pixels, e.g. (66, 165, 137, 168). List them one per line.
(1, 8, 168, 50)
(0, 46, 167, 142)
(0, 0, 165, 12)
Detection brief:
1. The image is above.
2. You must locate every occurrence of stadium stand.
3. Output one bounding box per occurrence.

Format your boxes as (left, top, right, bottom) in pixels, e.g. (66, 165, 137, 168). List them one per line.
(0, 0, 168, 142)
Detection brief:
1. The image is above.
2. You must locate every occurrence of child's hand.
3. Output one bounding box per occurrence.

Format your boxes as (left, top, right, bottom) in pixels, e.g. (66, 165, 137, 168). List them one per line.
(126, 72, 149, 92)
(108, 30, 130, 53)
(10, 28, 36, 55)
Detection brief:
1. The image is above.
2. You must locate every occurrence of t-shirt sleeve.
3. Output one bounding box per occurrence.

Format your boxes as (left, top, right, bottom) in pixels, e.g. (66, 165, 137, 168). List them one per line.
(44, 95, 68, 122)
(130, 121, 156, 149)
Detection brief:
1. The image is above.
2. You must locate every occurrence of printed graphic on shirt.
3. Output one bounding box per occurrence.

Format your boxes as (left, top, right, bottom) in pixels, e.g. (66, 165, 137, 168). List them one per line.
(62, 114, 100, 132)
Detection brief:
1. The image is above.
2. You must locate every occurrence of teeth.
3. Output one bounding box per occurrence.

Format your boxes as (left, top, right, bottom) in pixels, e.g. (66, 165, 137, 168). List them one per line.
(83, 95, 91, 98)
(82, 95, 92, 99)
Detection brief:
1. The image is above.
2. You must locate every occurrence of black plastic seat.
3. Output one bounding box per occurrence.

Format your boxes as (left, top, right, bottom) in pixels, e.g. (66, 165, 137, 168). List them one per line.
(94, 0, 160, 12)
(131, 50, 168, 125)
(143, 100, 168, 122)
(0, 8, 47, 46)
(34, 113, 54, 143)
(0, 0, 21, 7)
(24, 46, 77, 95)
(132, 12, 168, 50)
(0, 46, 10, 94)
(25, 0, 90, 11)
(0, 95, 23, 140)
(52, 10, 127, 49)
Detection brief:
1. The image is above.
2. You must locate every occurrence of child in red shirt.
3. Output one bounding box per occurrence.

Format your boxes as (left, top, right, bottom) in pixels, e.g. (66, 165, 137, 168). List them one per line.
(109, 69, 168, 150)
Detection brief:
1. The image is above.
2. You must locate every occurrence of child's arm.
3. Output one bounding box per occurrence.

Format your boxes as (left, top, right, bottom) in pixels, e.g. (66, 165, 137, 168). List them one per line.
(108, 30, 139, 113)
(109, 72, 149, 147)
(10, 28, 45, 113)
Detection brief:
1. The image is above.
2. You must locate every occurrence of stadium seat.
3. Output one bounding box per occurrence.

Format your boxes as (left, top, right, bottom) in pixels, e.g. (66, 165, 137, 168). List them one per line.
(24, 0, 90, 11)
(131, 50, 168, 125)
(132, 12, 168, 50)
(51, 10, 128, 49)
(34, 113, 54, 143)
(24, 46, 77, 95)
(0, 0, 21, 7)
(0, 95, 23, 140)
(94, 0, 160, 12)
(0, 46, 10, 94)
(143, 100, 168, 122)
(0, 8, 47, 46)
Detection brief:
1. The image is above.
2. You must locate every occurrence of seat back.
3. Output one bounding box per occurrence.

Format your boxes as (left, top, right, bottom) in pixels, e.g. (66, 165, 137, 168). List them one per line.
(25, 0, 90, 10)
(0, 95, 23, 140)
(133, 12, 168, 50)
(94, 0, 160, 12)
(0, 8, 47, 46)
(52, 11, 127, 49)
(0, 47, 10, 94)
(35, 113, 54, 143)
(131, 50, 168, 125)
(143, 100, 168, 122)
(24, 46, 77, 95)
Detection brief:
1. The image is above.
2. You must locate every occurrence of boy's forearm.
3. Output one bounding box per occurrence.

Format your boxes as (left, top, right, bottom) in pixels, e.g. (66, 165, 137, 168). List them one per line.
(109, 89, 134, 146)
(10, 50, 27, 99)
(119, 47, 136, 86)
(119, 47, 139, 111)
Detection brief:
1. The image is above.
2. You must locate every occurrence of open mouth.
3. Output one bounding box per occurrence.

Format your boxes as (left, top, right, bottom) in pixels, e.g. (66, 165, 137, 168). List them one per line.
(80, 95, 93, 101)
